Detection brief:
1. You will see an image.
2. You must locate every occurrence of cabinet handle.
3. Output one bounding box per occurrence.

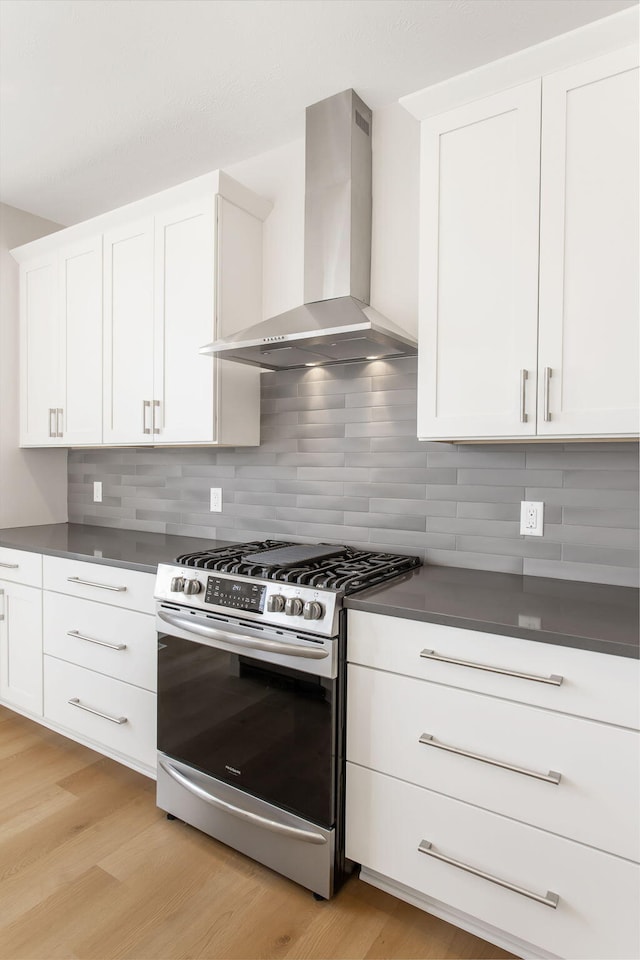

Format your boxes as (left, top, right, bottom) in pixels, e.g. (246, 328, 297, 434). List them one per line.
(418, 841, 559, 909)
(49, 408, 56, 438)
(418, 733, 561, 784)
(143, 400, 152, 435)
(0, 562, 19, 569)
(543, 367, 552, 422)
(67, 576, 127, 593)
(67, 629, 127, 651)
(68, 697, 127, 725)
(56, 408, 64, 438)
(0, 588, 4, 621)
(519, 369, 528, 423)
(152, 400, 161, 434)
(419, 649, 563, 686)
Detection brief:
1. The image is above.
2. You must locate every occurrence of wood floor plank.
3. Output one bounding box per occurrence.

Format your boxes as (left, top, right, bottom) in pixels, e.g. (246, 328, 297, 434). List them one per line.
(0, 708, 516, 960)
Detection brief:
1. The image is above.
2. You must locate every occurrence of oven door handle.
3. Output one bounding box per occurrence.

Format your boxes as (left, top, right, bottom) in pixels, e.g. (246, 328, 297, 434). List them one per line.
(159, 759, 327, 845)
(157, 609, 329, 659)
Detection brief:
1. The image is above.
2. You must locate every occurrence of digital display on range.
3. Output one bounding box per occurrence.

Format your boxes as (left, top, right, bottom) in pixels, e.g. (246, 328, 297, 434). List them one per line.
(205, 577, 266, 613)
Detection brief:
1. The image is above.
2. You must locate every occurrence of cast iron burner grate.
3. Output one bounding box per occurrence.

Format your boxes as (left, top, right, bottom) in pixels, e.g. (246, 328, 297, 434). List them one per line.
(175, 540, 421, 595)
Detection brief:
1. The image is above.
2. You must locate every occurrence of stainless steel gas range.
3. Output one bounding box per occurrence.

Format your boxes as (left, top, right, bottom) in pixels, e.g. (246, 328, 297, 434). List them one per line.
(154, 540, 421, 899)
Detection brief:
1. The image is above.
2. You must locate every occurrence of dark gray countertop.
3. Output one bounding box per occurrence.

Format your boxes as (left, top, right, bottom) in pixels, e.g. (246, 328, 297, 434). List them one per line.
(0, 523, 229, 574)
(2, 523, 637, 658)
(346, 564, 639, 660)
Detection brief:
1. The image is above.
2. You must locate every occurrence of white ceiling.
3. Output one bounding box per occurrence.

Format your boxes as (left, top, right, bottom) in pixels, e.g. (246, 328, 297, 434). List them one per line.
(0, 0, 636, 225)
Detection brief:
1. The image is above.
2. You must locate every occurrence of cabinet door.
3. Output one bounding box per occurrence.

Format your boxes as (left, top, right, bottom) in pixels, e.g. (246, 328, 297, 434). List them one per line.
(59, 237, 103, 445)
(103, 219, 155, 444)
(19, 254, 60, 446)
(153, 197, 216, 443)
(417, 81, 541, 440)
(0, 580, 43, 715)
(537, 48, 639, 437)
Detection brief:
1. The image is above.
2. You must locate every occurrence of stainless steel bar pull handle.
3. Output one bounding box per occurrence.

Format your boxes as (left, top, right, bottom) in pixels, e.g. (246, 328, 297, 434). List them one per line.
(152, 400, 161, 434)
(0, 562, 19, 569)
(49, 408, 56, 438)
(159, 759, 327, 845)
(543, 367, 552, 422)
(0, 588, 4, 621)
(67, 630, 127, 651)
(143, 400, 151, 435)
(68, 697, 127, 725)
(67, 576, 127, 593)
(520, 369, 528, 423)
(56, 408, 64, 438)
(420, 649, 563, 686)
(157, 609, 329, 660)
(419, 734, 561, 784)
(418, 841, 559, 908)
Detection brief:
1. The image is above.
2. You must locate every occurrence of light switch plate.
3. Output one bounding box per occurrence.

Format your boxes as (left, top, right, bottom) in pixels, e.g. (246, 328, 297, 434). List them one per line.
(520, 500, 544, 536)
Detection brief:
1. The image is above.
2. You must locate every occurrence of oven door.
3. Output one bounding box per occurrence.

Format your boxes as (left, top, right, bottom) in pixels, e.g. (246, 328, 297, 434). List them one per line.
(157, 605, 339, 828)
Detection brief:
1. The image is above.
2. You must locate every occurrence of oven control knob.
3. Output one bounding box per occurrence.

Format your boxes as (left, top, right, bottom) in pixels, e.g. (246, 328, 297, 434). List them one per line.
(285, 597, 304, 617)
(267, 594, 286, 613)
(170, 576, 185, 592)
(183, 578, 202, 596)
(303, 601, 324, 621)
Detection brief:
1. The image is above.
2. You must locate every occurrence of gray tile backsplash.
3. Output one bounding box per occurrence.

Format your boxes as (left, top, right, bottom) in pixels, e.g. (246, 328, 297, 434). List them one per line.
(68, 358, 639, 587)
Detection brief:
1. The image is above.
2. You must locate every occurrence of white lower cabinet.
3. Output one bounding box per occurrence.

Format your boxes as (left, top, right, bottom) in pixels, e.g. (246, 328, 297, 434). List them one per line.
(346, 610, 640, 960)
(347, 765, 640, 960)
(0, 580, 43, 716)
(44, 655, 156, 770)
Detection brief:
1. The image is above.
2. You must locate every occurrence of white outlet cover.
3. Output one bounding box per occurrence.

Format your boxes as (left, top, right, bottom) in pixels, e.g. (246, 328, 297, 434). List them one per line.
(93, 481, 102, 503)
(520, 500, 544, 536)
(210, 487, 222, 512)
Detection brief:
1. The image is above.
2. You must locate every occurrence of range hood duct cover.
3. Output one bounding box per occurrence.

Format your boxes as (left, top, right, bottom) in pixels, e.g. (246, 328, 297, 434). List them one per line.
(200, 89, 417, 371)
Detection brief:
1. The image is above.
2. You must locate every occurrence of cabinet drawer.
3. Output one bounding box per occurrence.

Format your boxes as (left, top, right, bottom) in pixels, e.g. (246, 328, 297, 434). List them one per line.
(346, 764, 640, 960)
(43, 556, 155, 614)
(44, 655, 156, 769)
(0, 548, 42, 588)
(348, 611, 640, 730)
(43, 592, 156, 692)
(348, 664, 640, 861)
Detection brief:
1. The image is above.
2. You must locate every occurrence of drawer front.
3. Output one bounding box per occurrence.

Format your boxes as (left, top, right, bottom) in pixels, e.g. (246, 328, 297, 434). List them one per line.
(348, 611, 640, 730)
(347, 664, 640, 861)
(346, 764, 640, 960)
(44, 655, 156, 769)
(0, 548, 42, 588)
(43, 556, 155, 614)
(43, 592, 156, 692)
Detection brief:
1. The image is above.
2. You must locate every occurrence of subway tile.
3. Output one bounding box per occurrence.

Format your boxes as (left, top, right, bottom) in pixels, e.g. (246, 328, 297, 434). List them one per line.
(135, 508, 183, 524)
(563, 470, 639, 490)
(370, 436, 427, 453)
(372, 405, 417, 422)
(235, 491, 297, 508)
(525, 450, 639, 469)
(275, 507, 345, 525)
(457, 502, 521, 521)
(345, 452, 427, 469)
(427, 485, 525, 503)
(427, 517, 521, 538)
(345, 482, 426, 499)
(298, 438, 370, 453)
(523, 558, 639, 588)
(562, 507, 639, 529)
(135, 464, 182, 476)
(456, 535, 561, 560)
(276, 453, 345, 467)
(366, 467, 453, 484)
(426, 548, 524, 575)
(236, 465, 298, 479)
(297, 495, 369, 512)
(220, 503, 277, 521)
(369, 498, 456, 517)
(346, 420, 417, 437)
(346, 390, 417, 408)
(544, 523, 638, 550)
(298, 408, 372, 424)
(368, 529, 455, 550)
(430, 450, 527, 468)
(180, 464, 237, 478)
(297, 467, 370, 482)
(298, 377, 372, 397)
(525, 487, 640, 508)
(276, 480, 344, 496)
(562, 543, 638, 568)
(457, 469, 563, 487)
(344, 512, 426, 532)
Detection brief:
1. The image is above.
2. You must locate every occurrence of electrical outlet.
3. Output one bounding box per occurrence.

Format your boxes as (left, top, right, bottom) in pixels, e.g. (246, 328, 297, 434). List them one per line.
(210, 488, 222, 513)
(520, 500, 544, 536)
(93, 481, 102, 503)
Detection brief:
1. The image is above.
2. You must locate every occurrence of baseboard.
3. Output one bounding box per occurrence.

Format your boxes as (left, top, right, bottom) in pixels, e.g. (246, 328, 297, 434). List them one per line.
(359, 867, 560, 960)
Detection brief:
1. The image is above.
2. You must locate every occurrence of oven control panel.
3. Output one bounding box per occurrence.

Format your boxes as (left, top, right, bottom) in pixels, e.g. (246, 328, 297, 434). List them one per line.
(154, 565, 340, 637)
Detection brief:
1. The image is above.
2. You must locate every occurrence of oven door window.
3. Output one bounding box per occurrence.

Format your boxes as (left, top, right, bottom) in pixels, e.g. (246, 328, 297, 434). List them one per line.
(158, 633, 336, 828)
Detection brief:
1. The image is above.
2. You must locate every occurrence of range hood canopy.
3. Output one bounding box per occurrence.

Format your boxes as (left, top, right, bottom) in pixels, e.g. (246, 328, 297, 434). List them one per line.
(200, 89, 417, 371)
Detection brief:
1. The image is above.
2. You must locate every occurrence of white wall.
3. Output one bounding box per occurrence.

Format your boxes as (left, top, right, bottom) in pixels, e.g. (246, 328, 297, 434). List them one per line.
(228, 102, 420, 336)
(0, 202, 68, 528)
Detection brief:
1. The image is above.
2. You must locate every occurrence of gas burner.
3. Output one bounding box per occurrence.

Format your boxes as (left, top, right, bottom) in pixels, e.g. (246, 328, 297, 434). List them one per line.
(175, 540, 421, 596)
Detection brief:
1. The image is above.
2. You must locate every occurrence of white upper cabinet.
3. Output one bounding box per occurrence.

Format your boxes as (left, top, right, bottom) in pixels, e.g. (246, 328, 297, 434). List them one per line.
(417, 82, 541, 440)
(537, 47, 639, 437)
(13, 171, 270, 448)
(405, 12, 639, 441)
(19, 239, 103, 447)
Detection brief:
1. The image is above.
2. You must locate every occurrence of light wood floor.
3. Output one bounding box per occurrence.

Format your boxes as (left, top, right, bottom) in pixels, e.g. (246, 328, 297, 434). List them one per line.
(0, 705, 515, 960)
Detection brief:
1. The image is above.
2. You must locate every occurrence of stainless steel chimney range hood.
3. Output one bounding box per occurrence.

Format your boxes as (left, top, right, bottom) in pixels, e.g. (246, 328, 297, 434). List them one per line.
(200, 89, 417, 371)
